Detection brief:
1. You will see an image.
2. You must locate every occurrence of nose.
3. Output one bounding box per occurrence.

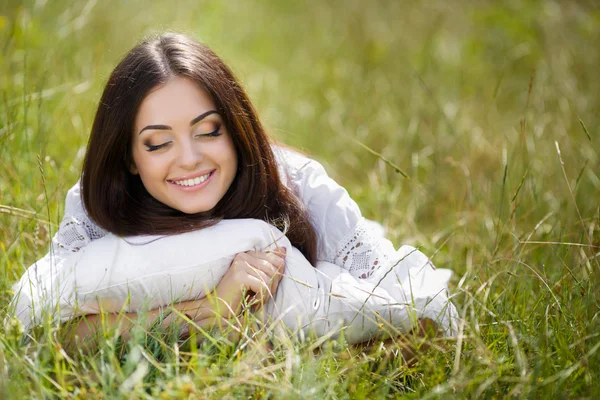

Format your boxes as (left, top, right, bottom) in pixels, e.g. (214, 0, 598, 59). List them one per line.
(177, 138, 203, 169)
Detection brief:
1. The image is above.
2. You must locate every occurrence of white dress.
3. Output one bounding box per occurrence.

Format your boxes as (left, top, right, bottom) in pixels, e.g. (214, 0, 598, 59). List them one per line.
(9, 147, 458, 343)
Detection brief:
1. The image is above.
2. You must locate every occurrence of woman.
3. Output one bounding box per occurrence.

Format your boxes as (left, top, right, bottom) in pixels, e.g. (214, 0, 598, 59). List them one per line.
(10, 33, 457, 349)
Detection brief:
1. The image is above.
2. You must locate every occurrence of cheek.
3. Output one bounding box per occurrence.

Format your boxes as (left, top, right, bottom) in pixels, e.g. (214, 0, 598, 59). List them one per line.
(134, 152, 167, 184)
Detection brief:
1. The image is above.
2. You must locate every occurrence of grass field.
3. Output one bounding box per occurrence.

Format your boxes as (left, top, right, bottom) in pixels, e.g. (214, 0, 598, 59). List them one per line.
(1, 0, 599, 398)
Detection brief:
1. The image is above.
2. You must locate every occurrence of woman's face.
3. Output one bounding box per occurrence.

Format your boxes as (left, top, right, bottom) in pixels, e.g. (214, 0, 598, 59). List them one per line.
(131, 77, 238, 214)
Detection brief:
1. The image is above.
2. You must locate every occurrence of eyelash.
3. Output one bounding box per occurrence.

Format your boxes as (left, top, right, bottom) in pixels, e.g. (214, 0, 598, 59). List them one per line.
(195, 124, 222, 139)
(145, 124, 222, 152)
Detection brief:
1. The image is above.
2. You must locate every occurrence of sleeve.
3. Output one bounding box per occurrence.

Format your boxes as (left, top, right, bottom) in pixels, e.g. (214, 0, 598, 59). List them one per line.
(7, 180, 108, 330)
(274, 149, 459, 336)
(275, 147, 396, 279)
(51, 180, 108, 256)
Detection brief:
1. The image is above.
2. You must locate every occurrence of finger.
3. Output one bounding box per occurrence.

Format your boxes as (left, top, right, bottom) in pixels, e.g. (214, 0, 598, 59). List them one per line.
(268, 269, 282, 296)
(231, 253, 250, 271)
(232, 253, 275, 279)
(241, 253, 281, 278)
(261, 259, 283, 298)
(246, 250, 285, 265)
(245, 274, 273, 308)
(267, 246, 287, 259)
(245, 260, 280, 300)
(240, 261, 273, 290)
(234, 256, 280, 305)
(246, 251, 285, 273)
(230, 255, 272, 295)
(265, 247, 287, 264)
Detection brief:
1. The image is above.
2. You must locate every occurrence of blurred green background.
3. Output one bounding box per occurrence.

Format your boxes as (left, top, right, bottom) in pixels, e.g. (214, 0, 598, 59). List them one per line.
(1, 0, 599, 398)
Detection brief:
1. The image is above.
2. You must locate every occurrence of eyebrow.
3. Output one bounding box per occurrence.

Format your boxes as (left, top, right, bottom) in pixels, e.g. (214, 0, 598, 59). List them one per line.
(138, 110, 218, 135)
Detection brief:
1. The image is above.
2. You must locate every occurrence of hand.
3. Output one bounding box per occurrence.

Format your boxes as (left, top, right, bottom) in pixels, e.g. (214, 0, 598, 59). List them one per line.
(213, 248, 287, 318)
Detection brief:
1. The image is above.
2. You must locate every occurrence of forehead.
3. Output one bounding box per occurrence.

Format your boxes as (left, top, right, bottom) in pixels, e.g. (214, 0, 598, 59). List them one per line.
(135, 77, 216, 126)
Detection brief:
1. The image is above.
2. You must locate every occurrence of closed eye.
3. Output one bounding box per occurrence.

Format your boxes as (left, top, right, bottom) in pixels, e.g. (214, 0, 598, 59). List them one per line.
(195, 124, 222, 138)
(145, 141, 172, 152)
(144, 123, 222, 151)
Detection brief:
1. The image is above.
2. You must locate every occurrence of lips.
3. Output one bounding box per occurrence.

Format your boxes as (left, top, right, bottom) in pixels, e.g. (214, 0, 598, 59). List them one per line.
(167, 169, 215, 186)
(167, 170, 215, 189)
(169, 172, 211, 187)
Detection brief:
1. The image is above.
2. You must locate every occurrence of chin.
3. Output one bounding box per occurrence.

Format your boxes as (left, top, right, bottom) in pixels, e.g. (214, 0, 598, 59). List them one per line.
(178, 204, 215, 215)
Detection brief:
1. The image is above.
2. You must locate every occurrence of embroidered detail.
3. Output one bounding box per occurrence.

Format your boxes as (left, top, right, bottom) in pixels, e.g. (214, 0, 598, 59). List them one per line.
(52, 214, 107, 253)
(334, 220, 390, 279)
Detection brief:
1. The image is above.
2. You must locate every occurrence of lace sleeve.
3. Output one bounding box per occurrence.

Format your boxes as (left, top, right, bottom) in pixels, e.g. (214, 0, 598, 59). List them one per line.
(333, 218, 396, 279)
(274, 147, 396, 279)
(51, 180, 108, 255)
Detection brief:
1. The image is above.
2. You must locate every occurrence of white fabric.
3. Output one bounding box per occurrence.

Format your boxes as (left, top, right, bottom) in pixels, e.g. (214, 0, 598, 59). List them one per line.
(12, 219, 457, 342)
(9, 147, 459, 340)
(52, 182, 108, 253)
(273, 148, 362, 266)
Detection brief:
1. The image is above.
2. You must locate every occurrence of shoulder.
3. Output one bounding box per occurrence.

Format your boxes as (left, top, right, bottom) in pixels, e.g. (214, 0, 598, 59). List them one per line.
(272, 144, 328, 189)
(272, 145, 313, 173)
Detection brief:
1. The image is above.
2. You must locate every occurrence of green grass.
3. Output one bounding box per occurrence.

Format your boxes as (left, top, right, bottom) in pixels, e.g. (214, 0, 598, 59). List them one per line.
(1, 0, 599, 398)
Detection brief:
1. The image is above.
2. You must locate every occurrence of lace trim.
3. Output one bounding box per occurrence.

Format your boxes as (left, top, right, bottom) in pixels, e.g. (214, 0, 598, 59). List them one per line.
(333, 219, 390, 279)
(52, 214, 107, 253)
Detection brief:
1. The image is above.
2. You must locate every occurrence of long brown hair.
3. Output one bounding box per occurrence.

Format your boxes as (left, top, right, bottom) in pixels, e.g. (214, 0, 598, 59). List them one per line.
(82, 33, 317, 264)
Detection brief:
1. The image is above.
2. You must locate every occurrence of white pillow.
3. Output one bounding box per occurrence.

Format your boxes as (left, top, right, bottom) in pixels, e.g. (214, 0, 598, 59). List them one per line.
(12, 219, 290, 326)
(11, 219, 458, 342)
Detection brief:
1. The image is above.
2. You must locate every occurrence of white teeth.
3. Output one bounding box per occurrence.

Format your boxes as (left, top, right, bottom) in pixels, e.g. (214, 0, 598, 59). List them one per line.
(171, 173, 210, 187)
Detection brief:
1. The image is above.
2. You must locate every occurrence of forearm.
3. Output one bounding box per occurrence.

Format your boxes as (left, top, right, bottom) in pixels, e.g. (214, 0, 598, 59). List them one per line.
(61, 294, 232, 354)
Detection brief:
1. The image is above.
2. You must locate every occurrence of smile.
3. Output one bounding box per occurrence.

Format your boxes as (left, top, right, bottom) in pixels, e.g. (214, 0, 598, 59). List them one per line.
(168, 171, 214, 188)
